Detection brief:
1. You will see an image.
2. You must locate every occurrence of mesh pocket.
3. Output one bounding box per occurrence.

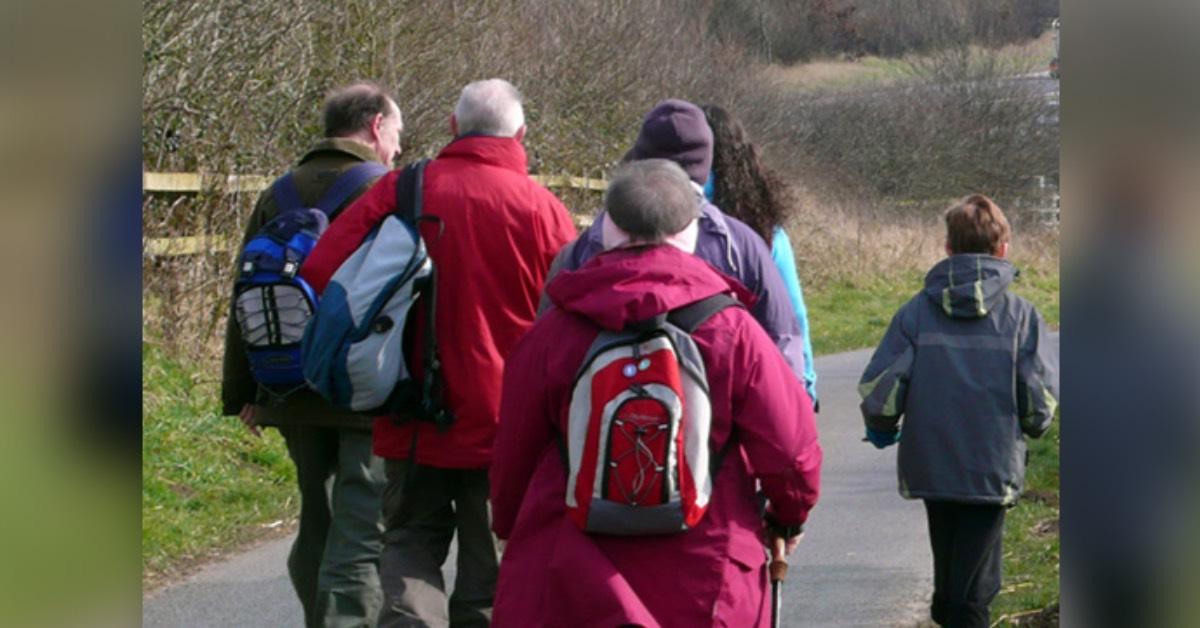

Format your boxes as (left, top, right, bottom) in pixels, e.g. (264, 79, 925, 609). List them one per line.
(236, 284, 314, 347)
(604, 397, 671, 506)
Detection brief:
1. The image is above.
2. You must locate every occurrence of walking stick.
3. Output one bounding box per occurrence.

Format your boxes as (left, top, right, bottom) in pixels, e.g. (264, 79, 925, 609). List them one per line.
(770, 535, 789, 628)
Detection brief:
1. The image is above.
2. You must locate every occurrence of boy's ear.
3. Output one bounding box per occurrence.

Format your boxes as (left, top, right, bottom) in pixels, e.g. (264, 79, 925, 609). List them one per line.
(995, 241, 1010, 259)
(944, 241, 953, 257)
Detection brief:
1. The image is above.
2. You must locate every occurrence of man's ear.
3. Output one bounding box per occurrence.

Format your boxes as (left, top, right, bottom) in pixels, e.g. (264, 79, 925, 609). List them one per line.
(514, 125, 527, 142)
(449, 114, 458, 137)
(945, 241, 953, 257)
(370, 112, 385, 141)
(995, 241, 1010, 259)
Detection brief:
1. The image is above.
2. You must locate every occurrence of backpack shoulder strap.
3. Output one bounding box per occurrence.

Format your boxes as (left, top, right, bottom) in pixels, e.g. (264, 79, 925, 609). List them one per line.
(667, 293, 741, 333)
(669, 292, 742, 478)
(394, 158, 430, 224)
(271, 172, 303, 214)
(313, 161, 390, 217)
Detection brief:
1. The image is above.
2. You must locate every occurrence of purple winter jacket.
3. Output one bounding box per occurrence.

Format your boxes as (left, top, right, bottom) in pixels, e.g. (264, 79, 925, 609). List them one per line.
(553, 196, 807, 382)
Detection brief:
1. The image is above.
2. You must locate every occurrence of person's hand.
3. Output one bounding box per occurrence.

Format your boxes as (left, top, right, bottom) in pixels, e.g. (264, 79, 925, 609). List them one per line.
(864, 427, 900, 449)
(239, 403, 263, 437)
(763, 514, 804, 555)
(768, 529, 804, 555)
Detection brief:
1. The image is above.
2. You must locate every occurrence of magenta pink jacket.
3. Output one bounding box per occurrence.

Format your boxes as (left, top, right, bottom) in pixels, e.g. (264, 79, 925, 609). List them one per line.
(490, 245, 822, 627)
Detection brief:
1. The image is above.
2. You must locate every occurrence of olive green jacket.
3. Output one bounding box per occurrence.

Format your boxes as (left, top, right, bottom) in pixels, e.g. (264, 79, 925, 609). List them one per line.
(220, 138, 388, 429)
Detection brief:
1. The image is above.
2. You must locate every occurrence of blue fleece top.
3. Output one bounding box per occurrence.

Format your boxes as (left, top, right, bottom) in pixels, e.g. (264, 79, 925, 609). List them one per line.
(770, 227, 818, 402)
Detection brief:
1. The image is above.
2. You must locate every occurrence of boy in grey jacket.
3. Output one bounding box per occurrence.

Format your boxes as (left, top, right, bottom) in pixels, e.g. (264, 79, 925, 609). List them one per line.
(858, 195, 1059, 628)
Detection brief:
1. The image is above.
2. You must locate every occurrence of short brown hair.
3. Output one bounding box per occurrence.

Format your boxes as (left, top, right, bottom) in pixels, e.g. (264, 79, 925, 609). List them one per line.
(323, 82, 396, 138)
(945, 194, 1011, 255)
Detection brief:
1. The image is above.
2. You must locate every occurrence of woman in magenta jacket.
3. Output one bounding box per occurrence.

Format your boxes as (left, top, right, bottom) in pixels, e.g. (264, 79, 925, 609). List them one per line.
(490, 160, 822, 627)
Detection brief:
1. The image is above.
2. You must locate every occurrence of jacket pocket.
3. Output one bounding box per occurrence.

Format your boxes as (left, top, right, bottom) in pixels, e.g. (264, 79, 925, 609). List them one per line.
(727, 533, 767, 571)
(713, 534, 769, 626)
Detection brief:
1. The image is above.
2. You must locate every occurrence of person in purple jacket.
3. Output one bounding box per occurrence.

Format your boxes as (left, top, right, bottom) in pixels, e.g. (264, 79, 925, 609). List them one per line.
(545, 99, 807, 382)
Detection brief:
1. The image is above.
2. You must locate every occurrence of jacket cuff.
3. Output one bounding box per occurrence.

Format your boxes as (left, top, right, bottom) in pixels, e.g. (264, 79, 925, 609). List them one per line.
(764, 510, 804, 538)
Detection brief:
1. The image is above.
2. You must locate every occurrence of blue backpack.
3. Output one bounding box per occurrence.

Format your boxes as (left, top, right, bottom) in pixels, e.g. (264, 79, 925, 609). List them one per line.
(233, 161, 387, 395)
(302, 159, 453, 428)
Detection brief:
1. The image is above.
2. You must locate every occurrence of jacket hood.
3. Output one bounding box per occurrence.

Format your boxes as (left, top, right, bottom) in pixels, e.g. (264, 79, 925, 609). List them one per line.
(923, 254, 1016, 318)
(546, 244, 754, 330)
(437, 135, 528, 174)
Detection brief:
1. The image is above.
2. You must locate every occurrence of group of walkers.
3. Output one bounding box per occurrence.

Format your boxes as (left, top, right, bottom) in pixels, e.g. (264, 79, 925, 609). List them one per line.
(221, 78, 1058, 628)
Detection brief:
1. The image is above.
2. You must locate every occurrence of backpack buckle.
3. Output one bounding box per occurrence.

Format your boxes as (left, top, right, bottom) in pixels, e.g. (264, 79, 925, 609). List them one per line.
(282, 261, 299, 277)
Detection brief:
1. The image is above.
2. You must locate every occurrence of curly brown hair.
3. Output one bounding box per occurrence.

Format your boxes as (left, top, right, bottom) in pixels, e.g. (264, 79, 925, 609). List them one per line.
(701, 104, 794, 243)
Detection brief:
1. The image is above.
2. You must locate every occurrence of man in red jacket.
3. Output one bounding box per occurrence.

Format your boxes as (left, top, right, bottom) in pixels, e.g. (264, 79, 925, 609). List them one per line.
(300, 78, 576, 627)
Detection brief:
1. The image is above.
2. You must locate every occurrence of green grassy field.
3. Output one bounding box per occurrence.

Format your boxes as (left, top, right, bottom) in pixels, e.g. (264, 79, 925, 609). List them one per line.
(992, 421, 1060, 625)
(142, 343, 296, 589)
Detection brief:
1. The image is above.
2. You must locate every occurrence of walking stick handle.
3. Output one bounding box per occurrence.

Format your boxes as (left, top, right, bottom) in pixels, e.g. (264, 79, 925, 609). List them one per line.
(769, 535, 789, 583)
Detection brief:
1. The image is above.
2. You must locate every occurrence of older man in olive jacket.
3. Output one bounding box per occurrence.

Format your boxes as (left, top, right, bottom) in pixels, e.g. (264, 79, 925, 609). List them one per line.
(220, 81, 401, 628)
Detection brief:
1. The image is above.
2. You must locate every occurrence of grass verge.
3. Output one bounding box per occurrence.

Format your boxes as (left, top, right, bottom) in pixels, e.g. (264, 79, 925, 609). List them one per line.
(142, 342, 297, 590)
(992, 420, 1060, 626)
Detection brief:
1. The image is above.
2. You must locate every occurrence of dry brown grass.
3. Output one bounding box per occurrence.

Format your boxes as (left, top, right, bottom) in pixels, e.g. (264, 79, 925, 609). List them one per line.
(785, 181, 1059, 291)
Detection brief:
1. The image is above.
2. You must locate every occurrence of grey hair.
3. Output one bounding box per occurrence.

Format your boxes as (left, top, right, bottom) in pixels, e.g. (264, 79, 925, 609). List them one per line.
(453, 79, 525, 137)
(605, 159, 700, 242)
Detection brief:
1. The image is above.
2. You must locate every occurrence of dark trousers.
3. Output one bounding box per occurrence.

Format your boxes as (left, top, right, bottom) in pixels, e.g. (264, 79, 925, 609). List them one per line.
(924, 500, 1006, 628)
(279, 425, 387, 628)
(378, 461, 499, 628)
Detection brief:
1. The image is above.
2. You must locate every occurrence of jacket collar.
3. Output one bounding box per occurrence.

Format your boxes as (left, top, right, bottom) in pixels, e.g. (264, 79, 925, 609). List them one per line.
(436, 135, 528, 174)
(587, 191, 730, 250)
(698, 197, 730, 236)
(298, 137, 382, 166)
(548, 244, 753, 330)
(687, 180, 731, 236)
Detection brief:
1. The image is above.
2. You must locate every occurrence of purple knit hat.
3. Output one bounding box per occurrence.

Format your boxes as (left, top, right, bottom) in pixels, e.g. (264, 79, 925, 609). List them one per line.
(626, 99, 713, 185)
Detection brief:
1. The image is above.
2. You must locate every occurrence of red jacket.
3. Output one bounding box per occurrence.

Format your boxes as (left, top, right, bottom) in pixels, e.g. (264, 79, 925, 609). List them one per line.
(490, 245, 822, 627)
(300, 136, 576, 467)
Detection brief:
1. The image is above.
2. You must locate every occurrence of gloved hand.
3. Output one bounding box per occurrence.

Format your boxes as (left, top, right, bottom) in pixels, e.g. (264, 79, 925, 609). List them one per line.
(865, 427, 900, 449)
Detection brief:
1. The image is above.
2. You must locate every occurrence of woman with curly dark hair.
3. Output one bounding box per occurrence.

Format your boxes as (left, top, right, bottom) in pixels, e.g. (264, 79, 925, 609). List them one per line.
(702, 104, 818, 407)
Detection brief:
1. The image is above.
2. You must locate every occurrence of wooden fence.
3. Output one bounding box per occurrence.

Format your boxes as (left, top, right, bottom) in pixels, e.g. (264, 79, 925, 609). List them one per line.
(143, 170, 606, 257)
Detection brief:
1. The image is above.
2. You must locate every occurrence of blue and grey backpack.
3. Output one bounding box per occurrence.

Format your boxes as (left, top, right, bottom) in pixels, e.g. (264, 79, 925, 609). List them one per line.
(233, 161, 387, 396)
(302, 159, 453, 428)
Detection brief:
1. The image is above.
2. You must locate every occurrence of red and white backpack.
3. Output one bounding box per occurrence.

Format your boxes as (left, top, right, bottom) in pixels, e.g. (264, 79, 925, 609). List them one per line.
(563, 294, 739, 535)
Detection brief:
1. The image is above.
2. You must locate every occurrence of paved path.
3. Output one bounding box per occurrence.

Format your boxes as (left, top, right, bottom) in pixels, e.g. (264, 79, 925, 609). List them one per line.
(144, 348, 936, 627)
(782, 348, 931, 626)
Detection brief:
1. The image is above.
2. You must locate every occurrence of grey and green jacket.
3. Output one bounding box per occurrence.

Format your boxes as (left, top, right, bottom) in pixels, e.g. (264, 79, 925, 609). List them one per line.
(858, 255, 1059, 505)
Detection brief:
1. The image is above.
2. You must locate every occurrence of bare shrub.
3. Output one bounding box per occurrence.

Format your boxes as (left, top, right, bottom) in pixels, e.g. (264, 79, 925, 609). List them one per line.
(767, 45, 1057, 215)
(143, 1, 1059, 366)
(698, 0, 1058, 61)
(143, 0, 762, 364)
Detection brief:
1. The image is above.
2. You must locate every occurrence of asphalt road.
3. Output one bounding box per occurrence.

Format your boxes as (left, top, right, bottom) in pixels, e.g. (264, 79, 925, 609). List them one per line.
(782, 348, 931, 627)
(143, 345, 997, 627)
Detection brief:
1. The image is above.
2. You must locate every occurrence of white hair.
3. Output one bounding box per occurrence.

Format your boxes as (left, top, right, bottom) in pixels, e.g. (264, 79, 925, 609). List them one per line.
(453, 79, 525, 138)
